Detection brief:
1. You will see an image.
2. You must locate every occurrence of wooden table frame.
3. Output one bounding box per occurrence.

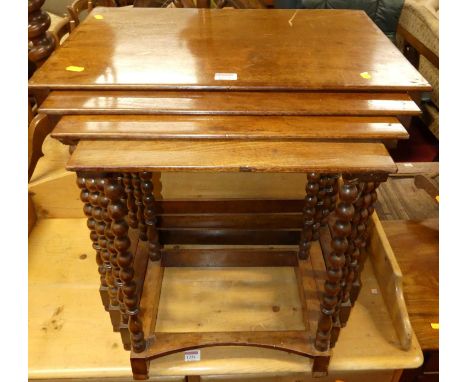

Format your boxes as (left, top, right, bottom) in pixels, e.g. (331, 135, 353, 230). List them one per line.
(27, 7, 432, 380)
(73, 166, 390, 380)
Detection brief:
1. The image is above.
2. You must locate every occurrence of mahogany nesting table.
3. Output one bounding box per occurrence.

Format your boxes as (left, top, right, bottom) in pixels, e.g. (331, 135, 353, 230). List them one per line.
(28, 7, 431, 380)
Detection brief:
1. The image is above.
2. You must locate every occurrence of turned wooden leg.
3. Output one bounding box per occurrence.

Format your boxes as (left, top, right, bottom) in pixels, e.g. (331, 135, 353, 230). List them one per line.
(28, 0, 55, 67)
(123, 173, 138, 229)
(315, 176, 357, 351)
(93, 174, 121, 332)
(298, 173, 320, 259)
(312, 355, 331, 377)
(318, 174, 339, 228)
(102, 175, 131, 348)
(140, 172, 162, 261)
(76, 173, 109, 311)
(105, 178, 146, 353)
(132, 173, 148, 241)
(131, 358, 149, 380)
(315, 174, 340, 347)
(350, 180, 381, 305)
(336, 175, 362, 329)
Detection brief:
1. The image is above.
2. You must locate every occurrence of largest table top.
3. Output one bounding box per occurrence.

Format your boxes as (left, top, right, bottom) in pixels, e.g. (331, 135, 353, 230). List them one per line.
(29, 7, 430, 92)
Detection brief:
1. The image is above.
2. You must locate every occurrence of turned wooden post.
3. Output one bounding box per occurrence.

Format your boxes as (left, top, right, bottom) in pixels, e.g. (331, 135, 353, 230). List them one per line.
(336, 175, 361, 329)
(298, 172, 320, 259)
(105, 178, 146, 353)
(140, 172, 162, 261)
(102, 175, 131, 348)
(319, 174, 339, 227)
(131, 173, 148, 241)
(315, 175, 357, 351)
(93, 174, 121, 331)
(350, 180, 381, 304)
(76, 174, 109, 310)
(123, 173, 138, 229)
(28, 0, 55, 68)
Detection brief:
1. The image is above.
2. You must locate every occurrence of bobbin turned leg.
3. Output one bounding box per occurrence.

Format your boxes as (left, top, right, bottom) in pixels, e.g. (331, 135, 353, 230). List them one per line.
(132, 173, 148, 241)
(350, 180, 381, 305)
(312, 355, 331, 377)
(315, 174, 341, 347)
(140, 172, 162, 261)
(336, 175, 361, 329)
(315, 176, 357, 352)
(105, 178, 146, 354)
(317, 174, 339, 229)
(94, 174, 121, 332)
(298, 173, 320, 259)
(131, 358, 149, 380)
(101, 176, 133, 345)
(76, 173, 109, 311)
(123, 174, 139, 230)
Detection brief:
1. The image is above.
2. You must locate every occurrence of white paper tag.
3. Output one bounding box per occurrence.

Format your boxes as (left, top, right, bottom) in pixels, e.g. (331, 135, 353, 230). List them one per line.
(214, 72, 238, 81)
(403, 163, 414, 167)
(184, 349, 201, 362)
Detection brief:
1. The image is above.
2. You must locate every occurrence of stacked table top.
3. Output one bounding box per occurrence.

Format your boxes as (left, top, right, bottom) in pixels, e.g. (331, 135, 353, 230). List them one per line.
(29, 7, 431, 174)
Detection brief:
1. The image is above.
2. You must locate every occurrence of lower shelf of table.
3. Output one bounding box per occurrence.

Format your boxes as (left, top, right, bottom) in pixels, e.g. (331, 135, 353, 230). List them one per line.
(28, 216, 423, 380)
(131, 239, 328, 379)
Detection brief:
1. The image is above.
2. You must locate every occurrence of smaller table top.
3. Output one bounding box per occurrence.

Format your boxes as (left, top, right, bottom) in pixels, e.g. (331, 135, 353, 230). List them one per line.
(67, 140, 397, 174)
(29, 8, 431, 92)
(51, 115, 409, 141)
(39, 90, 421, 116)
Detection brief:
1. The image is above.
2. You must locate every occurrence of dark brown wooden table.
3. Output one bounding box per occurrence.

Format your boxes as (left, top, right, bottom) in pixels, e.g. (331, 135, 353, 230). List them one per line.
(28, 7, 431, 380)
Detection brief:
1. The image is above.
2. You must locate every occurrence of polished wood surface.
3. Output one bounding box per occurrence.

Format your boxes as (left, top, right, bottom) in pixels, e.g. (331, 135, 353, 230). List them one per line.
(67, 140, 397, 173)
(28, 8, 430, 91)
(39, 91, 421, 116)
(160, 247, 299, 267)
(52, 115, 409, 142)
(28, 0, 55, 66)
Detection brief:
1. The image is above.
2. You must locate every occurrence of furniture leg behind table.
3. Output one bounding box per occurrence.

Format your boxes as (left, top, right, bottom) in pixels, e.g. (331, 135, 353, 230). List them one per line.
(76, 171, 159, 350)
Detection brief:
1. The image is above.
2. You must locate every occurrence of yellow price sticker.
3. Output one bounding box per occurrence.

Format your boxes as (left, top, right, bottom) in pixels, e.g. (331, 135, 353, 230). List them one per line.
(94, 15, 104, 20)
(65, 66, 85, 72)
(431, 323, 439, 330)
(360, 71, 372, 79)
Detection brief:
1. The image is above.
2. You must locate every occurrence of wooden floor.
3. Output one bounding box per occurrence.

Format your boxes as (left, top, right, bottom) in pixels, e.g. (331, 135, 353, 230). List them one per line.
(375, 169, 438, 221)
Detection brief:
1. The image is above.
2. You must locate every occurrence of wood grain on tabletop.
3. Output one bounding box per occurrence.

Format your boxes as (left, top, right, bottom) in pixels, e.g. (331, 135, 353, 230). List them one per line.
(382, 219, 439, 350)
(39, 91, 421, 116)
(66, 140, 396, 173)
(28, 8, 431, 91)
(52, 115, 409, 141)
